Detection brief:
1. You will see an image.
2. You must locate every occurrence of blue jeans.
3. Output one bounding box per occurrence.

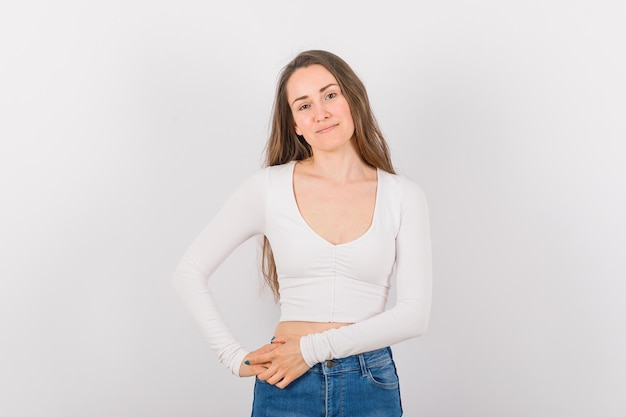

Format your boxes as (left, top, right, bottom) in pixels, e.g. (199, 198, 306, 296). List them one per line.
(251, 347, 402, 417)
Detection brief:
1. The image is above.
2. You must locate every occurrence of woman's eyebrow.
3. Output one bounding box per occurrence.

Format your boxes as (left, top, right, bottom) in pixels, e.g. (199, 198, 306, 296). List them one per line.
(291, 83, 338, 106)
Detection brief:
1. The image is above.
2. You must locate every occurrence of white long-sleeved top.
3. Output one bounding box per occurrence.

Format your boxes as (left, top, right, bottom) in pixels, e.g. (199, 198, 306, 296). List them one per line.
(172, 161, 432, 375)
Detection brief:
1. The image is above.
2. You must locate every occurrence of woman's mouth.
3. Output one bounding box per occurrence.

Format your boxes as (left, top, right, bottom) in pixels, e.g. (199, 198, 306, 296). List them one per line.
(316, 123, 338, 134)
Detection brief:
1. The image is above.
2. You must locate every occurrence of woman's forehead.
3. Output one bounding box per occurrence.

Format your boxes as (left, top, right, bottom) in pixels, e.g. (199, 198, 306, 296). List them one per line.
(286, 65, 338, 100)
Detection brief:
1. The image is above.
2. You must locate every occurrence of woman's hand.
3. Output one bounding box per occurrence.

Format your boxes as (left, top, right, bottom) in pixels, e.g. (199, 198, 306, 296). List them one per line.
(239, 343, 278, 377)
(244, 334, 311, 389)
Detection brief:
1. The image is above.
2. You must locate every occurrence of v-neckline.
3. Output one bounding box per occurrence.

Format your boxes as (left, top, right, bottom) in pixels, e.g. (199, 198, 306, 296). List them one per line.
(288, 160, 380, 247)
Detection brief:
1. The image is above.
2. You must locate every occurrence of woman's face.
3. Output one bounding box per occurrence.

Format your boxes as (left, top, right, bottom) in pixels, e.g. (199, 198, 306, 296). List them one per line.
(286, 64, 355, 155)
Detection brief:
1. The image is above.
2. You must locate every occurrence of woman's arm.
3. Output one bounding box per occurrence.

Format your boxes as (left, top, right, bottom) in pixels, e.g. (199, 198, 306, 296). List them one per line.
(172, 169, 268, 375)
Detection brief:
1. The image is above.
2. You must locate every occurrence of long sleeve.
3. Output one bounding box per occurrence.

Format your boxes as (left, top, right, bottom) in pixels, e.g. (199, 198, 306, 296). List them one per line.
(172, 169, 267, 375)
(299, 178, 432, 366)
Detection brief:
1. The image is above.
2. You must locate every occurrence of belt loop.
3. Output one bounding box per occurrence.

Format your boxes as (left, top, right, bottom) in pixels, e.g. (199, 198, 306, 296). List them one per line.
(358, 353, 367, 377)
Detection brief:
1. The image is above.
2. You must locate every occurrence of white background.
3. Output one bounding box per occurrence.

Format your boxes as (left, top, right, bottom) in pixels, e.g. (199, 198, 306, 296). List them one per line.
(1, 1, 625, 416)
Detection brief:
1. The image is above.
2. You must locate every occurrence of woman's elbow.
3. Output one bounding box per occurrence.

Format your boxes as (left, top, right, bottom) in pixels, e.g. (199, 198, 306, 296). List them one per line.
(412, 318, 429, 338)
(404, 303, 430, 338)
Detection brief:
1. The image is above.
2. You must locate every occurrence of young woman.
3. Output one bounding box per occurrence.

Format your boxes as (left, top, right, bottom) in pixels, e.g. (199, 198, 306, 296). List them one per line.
(173, 50, 432, 416)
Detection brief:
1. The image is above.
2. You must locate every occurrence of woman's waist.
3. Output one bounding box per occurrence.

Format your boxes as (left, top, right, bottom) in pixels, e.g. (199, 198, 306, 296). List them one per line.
(274, 320, 353, 338)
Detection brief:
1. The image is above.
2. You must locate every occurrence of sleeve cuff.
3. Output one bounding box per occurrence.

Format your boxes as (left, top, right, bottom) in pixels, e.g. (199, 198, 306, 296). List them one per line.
(300, 333, 333, 367)
(229, 348, 250, 377)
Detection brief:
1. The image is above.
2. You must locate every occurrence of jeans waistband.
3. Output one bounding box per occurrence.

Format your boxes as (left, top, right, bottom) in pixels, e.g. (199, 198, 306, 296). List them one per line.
(308, 346, 393, 376)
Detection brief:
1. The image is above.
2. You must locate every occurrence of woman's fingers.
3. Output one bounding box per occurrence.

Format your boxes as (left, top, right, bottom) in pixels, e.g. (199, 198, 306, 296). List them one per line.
(275, 360, 310, 389)
(247, 351, 275, 366)
(245, 343, 279, 365)
(256, 367, 278, 382)
(257, 362, 309, 388)
(244, 335, 310, 388)
(265, 371, 286, 386)
(240, 343, 278, 376)
(239, 363, 269, 377)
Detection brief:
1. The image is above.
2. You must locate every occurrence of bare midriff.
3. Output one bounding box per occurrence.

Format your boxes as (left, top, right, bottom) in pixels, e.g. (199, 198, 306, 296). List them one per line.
(274, 321, 353, 338)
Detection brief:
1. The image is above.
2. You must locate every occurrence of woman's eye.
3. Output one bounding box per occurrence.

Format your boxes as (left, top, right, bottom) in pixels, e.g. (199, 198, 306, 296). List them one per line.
(298, 104, 310, 111)
(326, 92, 337, 100)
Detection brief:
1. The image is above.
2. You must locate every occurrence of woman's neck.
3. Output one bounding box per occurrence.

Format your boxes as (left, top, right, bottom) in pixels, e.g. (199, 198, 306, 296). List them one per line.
(299, 142, 374, 183)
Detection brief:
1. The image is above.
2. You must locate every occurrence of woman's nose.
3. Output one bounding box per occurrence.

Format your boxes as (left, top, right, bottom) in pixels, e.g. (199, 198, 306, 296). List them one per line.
(315, 105, 330, 121)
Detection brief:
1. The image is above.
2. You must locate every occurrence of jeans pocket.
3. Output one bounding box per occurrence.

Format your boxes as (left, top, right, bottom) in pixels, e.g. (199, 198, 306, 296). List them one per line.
(366, 361, 400, 389)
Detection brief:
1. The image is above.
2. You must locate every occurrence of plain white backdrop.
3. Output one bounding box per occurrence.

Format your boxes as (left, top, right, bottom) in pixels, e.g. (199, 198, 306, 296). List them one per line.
(1, 1, 625, 416)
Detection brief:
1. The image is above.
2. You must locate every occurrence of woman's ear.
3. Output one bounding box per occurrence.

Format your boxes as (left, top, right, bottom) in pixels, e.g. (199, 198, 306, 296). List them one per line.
(294, 125, 302, 136)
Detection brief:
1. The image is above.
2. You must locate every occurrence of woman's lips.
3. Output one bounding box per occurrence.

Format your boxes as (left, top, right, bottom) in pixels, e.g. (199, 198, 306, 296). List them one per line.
(316, 123, 339, 134)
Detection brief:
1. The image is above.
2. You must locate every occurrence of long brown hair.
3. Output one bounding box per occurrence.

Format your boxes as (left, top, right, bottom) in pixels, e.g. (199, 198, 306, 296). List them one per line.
(262, 50, 395, 301)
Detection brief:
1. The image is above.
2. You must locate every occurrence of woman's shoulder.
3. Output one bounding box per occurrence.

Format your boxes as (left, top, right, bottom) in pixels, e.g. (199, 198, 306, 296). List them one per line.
(241, 161, 294, 181)
(235, 161, 295, 194)
(380, 168, 425, 194)
(379, 168, 428, 210)
(266, 160, 296, 174)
